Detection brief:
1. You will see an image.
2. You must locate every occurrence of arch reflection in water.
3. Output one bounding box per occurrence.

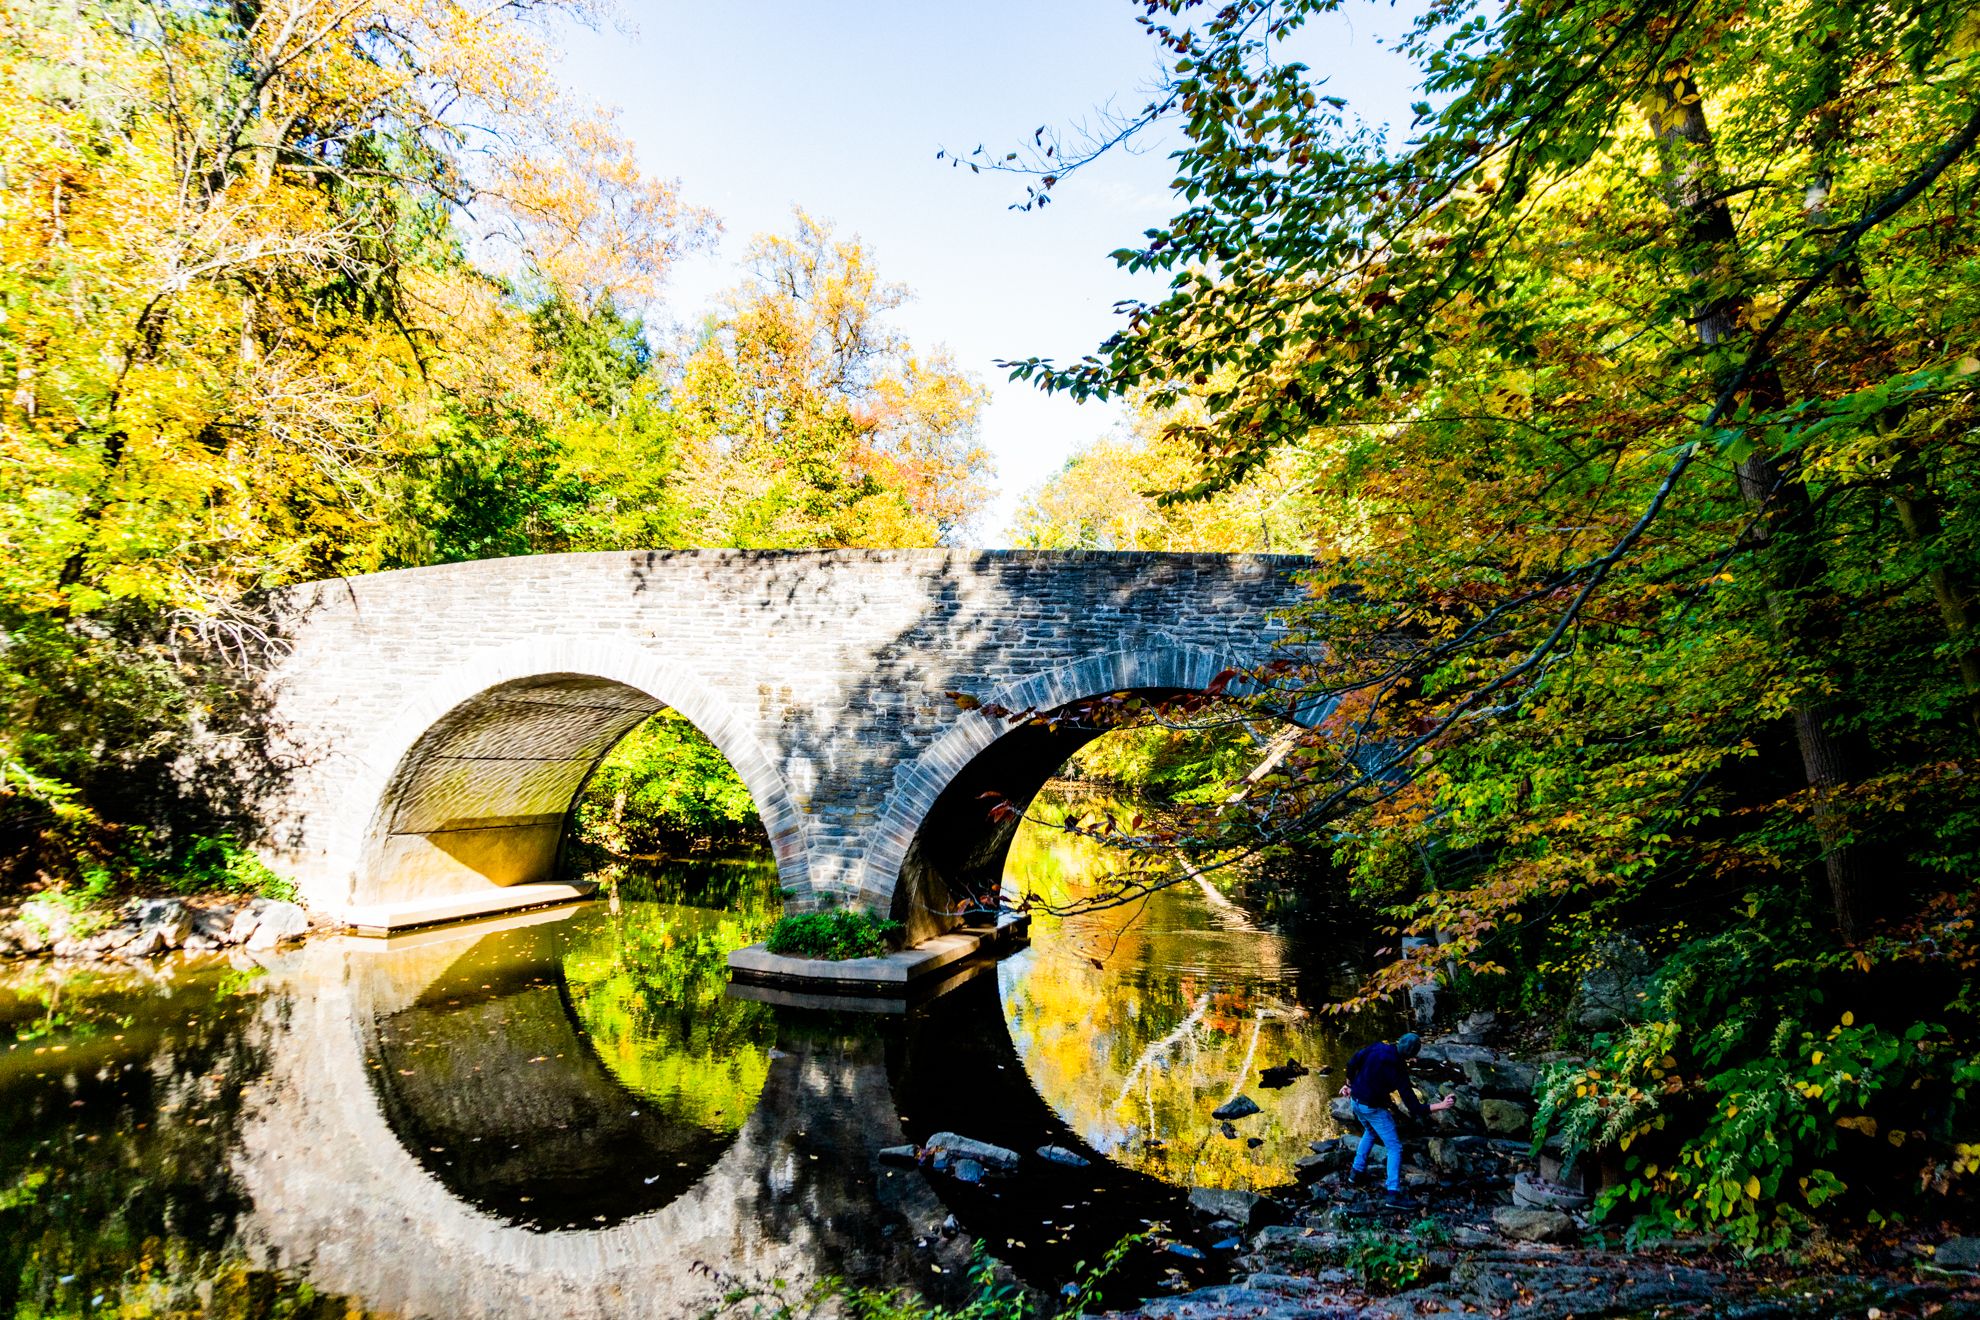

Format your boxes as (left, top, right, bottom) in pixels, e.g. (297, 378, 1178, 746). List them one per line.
(235, 862, 979, 1319)
(365, 860, 778, 1229)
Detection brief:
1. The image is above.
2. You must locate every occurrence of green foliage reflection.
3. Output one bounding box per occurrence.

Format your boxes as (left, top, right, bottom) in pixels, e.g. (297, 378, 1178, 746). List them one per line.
(560, 859, 783, 1134)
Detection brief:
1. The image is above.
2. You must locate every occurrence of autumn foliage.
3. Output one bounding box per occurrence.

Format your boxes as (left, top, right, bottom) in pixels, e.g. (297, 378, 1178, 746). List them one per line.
(0, 2, 988, 887)
(1003, 0, 1980, 1244)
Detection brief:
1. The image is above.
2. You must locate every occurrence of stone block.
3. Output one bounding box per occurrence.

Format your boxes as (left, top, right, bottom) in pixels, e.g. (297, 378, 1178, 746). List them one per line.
(1492, 1207, 1577, 1243)
(1480, 1098, 1531, 1136)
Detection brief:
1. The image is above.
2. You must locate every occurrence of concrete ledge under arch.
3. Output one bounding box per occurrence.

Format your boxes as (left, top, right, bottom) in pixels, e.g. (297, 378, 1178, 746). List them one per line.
(341, 880, 599, 935)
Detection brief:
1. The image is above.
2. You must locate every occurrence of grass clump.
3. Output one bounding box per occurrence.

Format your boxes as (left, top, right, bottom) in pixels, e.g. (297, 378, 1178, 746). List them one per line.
(764, 908, 902, 960)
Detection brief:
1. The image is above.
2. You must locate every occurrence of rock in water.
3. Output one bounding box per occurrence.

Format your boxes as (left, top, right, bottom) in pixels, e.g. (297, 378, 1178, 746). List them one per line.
(1220, 1121, 1239, 1140)
(227, 904, 262, 945)
(1212, 1094, 1261, 1121)
(951, 1158, 986, 1184)
(1492, 1207, 1577, 1243)
(190, 906, 237, 944)
(1258, 1059, 1309, 1089)
(1035, 1145, 1090, 1168)
(1188, 1186, 1276, 1229)
(878, 1145, 921, 1168)
(1936, 1238, 1980, 1271)
(923, 1132, 1021, 1172)
(130, 898, 192, 952)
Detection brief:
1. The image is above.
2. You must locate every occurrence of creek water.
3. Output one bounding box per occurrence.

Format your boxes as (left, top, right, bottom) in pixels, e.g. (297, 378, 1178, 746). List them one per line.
(0, 792, 1367, 1318)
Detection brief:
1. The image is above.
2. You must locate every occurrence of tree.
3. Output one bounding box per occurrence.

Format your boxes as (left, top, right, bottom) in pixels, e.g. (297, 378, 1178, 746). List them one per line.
(992, 0, 1980, 1241)
(672, 210, 994, 548)
(0, 0, 707, 872)
(1011, 395, 1314, 551)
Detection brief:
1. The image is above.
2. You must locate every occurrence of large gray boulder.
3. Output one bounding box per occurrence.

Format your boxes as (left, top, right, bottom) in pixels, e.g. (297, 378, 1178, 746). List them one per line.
(1480, 1097, 1531, 1136)
(923, 1132, 1021, 1172)
(1187, 1186, 1279, 1230)
(1463, 1057, 1540, 1096)
(245, 900, 309, 950)
(1493, 1206, 1578, 1243)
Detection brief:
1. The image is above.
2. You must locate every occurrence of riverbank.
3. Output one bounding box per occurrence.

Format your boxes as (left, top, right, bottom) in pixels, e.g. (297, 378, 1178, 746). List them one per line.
(1097, 1025, 1980, 1319)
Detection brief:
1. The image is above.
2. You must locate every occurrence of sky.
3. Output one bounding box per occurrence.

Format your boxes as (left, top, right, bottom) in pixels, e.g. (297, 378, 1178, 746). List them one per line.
(553, 2, 1427, 544)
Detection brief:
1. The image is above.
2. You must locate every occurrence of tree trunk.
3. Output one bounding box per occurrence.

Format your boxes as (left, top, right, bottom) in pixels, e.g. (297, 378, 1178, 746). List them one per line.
(1644, 75, 1877, 940)
(1802, 64, 1980, 742)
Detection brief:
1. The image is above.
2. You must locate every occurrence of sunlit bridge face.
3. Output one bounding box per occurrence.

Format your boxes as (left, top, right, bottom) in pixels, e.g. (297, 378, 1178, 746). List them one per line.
(362, 870, 780, 1231)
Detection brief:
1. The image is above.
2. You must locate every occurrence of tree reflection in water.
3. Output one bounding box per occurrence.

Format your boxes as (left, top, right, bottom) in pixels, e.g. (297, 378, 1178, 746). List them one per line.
(1000, 790, 1368, 1191)
(563, 858, 783, 1133)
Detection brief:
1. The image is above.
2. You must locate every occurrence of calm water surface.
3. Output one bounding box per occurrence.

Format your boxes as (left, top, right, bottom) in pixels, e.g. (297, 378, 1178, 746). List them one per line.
(0, 794, 1363, 1318)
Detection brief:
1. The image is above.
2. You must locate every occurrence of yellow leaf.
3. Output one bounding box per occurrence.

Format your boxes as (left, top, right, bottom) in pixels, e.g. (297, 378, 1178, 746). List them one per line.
(1841, 1011, 1855, 1027)
(1745, 1175, 1761, 1200)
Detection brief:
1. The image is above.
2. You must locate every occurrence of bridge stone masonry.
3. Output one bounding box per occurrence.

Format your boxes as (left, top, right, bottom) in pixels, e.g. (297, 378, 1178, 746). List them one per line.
(244, 549, 1315, 939)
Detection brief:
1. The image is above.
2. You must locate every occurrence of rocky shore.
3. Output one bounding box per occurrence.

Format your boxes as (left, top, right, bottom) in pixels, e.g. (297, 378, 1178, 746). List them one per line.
(0, 892, 318, 963)
(1098, 1022, 1980, 1319)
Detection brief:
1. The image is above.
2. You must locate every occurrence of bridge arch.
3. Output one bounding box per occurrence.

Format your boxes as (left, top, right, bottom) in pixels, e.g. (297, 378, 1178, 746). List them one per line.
(853, 646, 1240, 942)
(343, 637, 809, 913)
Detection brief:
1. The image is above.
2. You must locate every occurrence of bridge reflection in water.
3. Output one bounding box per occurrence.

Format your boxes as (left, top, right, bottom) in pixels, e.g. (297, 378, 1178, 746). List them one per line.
(228, 879, 1220, 1317)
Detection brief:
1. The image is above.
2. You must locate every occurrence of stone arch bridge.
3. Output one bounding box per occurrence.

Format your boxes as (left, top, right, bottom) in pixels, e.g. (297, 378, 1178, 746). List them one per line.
(246, 549, 1312, 937)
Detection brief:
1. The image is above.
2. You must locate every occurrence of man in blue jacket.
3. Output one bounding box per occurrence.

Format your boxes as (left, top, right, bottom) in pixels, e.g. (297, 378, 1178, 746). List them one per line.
(1339, 1031, 1454, 1207)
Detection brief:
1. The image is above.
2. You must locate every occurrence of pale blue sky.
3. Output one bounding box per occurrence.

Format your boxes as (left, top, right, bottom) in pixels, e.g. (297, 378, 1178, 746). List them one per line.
(553, 2, 1426, 543)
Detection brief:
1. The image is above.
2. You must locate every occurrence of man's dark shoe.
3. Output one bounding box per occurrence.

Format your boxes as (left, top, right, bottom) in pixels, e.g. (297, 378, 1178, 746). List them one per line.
(1383, 1192, 1418, 1210)
(1346, 1168, 1368, 1188)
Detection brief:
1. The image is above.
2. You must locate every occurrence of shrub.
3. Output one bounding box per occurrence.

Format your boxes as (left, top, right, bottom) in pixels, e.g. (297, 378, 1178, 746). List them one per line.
(764, 909, 902, 960)
(1533, 908, 1980, 1250)
(169, 834, 299, 903)
(1344, 1228, 1427, 1293)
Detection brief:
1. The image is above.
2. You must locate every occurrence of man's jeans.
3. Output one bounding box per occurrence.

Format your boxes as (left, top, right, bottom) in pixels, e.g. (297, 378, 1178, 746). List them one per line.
(1350, 1100, 1403, 1193)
